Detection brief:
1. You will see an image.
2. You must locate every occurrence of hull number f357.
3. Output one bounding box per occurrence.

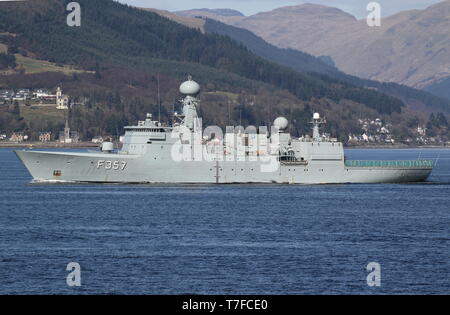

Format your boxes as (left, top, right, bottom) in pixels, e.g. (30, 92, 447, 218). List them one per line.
(96, 160, 127, 170)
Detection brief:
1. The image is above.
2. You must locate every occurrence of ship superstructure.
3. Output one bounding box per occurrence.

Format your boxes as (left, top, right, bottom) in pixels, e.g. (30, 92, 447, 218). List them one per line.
(15, 78, 434, 184)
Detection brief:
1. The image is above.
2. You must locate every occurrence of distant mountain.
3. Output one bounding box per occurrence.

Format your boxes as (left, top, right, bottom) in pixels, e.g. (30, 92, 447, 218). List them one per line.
(203, 18, 339, 76)
(143, 8, 205, 32)
(177, 8, 244, 17)
(317, 56, 336, 68)
(178, 1, 450, 101)
(176, 9, 245, 24)
(0, 0, 413, 115)
(2, 0, 428, 140)
(426, 77, 450, 100)
(168, 15, 450, 114)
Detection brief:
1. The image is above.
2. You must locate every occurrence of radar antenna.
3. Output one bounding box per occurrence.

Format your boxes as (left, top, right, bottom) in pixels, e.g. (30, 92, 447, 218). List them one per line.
(310, 113, 326, 142)
(177, 77, 201, 131)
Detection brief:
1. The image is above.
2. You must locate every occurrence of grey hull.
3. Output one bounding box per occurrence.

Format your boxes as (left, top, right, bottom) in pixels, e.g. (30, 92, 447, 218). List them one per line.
(15, 150, 433, 184)
(15, 80, 434, 185)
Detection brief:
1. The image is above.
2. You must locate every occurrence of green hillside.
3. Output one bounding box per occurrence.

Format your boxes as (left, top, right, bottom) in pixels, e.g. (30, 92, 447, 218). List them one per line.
(204, 18, 450, 113)
(0, 0, 447, 143)
(0, 0, 404, 114)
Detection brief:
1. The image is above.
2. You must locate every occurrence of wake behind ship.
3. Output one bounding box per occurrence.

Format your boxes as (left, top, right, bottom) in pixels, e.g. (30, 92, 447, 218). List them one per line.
(15, 78, 434, 184)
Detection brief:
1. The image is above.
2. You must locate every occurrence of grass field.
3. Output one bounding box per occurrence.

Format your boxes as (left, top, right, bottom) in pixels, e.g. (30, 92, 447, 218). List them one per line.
(20, 104, 66, 125)
(15, 54, 90, 75)
(204, 91, 240, 102)
(0, 40, 89, 75)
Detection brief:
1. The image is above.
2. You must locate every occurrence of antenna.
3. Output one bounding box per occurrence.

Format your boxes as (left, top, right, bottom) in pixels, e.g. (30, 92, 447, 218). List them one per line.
(227, 99, 231, 126)
(115, 125, 120, 143)
(311, 112, 326, 141)
(157, 73, 161, 123)
(172, 98, 175, 126)
(239, 106, 242, 126)
(289, 104, 293, 135)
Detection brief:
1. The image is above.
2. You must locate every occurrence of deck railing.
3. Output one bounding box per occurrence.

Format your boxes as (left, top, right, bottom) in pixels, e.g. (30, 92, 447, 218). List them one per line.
(344, 160, 434, 168)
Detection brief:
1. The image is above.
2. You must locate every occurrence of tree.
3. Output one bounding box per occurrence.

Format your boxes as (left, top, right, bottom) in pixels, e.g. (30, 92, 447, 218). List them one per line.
(0, 52, 16, 69)
(94, 61, 102, 80)
(427, 113, 436, 130)
(406, 116, 419, 128)
(7, 45, 18, 55)
(436, 112, 448, 128)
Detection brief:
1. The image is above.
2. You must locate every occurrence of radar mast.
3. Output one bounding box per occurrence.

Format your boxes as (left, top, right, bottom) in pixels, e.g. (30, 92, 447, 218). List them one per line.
(175, 76, 202, 132)
(311, 113, 326, 142)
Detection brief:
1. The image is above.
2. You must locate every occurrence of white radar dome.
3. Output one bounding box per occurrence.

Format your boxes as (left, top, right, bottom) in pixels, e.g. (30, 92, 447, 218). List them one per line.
(313, 112, 321, 120)
(274, 117, 289, 130)
(179, 78, 200, 96)
(102, 142, 114, 152)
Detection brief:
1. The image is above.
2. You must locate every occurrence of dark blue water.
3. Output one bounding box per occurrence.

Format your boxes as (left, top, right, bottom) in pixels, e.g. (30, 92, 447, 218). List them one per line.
(0, 148, 449, 294)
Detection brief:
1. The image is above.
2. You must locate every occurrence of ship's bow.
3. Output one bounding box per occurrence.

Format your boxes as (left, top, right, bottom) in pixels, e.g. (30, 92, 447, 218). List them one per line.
(14, 150, 63, 182)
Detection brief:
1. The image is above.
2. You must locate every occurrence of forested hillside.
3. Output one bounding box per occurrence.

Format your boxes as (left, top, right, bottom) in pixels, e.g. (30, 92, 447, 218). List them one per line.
(204, 18, 450, 114)
(181, 3, 450, 99)
(0, 0, 405, 113)
(0, 0, 447, 143)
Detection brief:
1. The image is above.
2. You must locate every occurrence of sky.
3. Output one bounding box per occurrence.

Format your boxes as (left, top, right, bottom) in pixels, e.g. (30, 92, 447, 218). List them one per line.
(117, 0, 444, 18)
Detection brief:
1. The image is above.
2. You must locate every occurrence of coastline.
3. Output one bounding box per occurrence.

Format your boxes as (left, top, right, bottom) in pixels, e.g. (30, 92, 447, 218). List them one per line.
(0, 142, 102, 149)
(345, 144, 449, 150)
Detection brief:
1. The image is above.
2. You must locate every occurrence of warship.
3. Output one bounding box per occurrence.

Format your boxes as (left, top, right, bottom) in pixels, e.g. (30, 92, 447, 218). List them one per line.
(15, 78, 434, 184)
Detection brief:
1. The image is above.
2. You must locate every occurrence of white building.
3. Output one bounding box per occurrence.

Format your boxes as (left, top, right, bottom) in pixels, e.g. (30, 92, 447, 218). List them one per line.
(417, 126, 427, 136)
(380, 127, 390, 134)
(56, 87, 69, 110)
(33, 89, 52, 99)
(9, 132, 28, 143)
(362, 133, 369, 142)
(39, 132, 52, 142)
(91, 136, 103, 144)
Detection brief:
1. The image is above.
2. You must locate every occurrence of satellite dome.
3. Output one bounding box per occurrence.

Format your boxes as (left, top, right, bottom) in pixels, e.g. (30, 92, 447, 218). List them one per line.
(179, 76, 200, 95)
(274, 117, 289, 130)
(313, 112, 321, 120)
(101, 142, 114, 152)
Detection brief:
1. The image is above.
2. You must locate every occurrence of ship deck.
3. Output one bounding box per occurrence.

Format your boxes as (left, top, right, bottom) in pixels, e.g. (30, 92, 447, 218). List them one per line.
(345, 160, 434, 168)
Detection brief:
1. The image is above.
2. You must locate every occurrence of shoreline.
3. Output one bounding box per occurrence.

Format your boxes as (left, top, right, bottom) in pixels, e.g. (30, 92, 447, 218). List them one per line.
(345, 145, 449, 150)
(0, 142, 448, 150)
(0, 142, 102, 149)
